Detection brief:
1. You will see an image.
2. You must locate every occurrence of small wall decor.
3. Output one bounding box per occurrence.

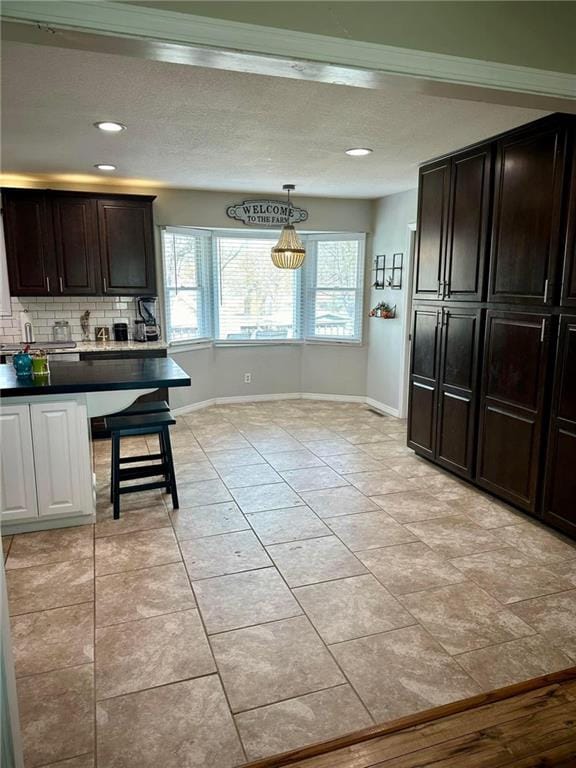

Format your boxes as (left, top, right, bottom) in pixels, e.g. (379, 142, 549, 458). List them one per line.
(372, 253, 403, 290)
(369, 302, 396, 319)
(227, 196, 308, 227)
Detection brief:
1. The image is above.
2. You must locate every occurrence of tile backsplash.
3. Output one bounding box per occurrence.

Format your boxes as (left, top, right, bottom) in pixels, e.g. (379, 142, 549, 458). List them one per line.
(0, 296, 138, 344)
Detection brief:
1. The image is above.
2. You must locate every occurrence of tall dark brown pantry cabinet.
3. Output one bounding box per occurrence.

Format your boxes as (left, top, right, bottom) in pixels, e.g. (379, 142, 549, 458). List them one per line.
(408, 113, 576, 537)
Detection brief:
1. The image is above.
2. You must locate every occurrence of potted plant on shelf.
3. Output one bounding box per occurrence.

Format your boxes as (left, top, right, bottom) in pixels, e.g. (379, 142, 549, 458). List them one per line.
(369, 302, 395, 319)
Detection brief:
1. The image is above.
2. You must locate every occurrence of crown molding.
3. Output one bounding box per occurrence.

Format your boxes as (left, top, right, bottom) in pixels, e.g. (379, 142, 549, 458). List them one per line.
(2, 1, 575, 110)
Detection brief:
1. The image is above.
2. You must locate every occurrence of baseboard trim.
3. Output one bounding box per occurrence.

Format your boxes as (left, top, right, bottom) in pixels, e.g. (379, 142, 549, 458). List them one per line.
(365, 397, 401, 418)
(171, 392, 397, 416)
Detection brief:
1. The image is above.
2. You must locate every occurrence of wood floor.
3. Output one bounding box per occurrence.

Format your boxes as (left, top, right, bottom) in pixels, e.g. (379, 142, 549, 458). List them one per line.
(246, 669, 576, 768)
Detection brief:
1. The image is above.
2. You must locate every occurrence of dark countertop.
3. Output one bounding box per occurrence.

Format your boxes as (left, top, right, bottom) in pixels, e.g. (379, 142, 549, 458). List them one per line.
(0, 358, 190, 397)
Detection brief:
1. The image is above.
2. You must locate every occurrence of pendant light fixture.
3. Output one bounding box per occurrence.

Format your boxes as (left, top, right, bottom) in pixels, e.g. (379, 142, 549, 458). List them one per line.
(271, 184, 306, 269)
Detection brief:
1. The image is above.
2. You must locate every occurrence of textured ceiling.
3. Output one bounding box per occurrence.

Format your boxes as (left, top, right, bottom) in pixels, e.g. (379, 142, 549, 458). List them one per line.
(1, 41, 547, 198)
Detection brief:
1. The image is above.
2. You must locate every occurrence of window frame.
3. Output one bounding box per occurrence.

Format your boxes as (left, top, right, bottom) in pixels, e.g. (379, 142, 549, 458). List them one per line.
(161, 226, 366, 348)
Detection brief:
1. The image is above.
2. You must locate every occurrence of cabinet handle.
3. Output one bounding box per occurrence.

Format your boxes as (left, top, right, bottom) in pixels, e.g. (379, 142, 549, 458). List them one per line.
(59, 276, 63, 293)
(444, 392, 469, 402)
(540, 318, 546, 343)
(414, 382, 434, 391)
(45, 276, 51, 293)
(437, 279, 442, 298)
(543, 279, 549, 303)
(103, 278, 108, 293)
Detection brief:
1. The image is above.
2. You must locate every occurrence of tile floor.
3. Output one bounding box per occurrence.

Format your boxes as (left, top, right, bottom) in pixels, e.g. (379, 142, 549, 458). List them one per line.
(3, 399, 576, 768)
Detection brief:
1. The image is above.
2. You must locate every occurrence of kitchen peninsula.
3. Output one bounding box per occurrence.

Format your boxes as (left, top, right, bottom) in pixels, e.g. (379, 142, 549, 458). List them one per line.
(0, 358, 190, 534)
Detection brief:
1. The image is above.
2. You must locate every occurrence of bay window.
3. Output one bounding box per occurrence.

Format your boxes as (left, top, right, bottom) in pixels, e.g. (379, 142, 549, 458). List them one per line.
(161, 228, 365, 345)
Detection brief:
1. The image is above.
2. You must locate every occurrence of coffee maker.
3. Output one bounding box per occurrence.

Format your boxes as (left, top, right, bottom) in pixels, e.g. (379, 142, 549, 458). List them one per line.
(135, 296, 160, 342)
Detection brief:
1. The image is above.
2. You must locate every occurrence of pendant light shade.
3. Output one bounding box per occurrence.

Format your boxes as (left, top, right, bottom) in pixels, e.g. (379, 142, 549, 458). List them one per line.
(271, 184, 306, 269)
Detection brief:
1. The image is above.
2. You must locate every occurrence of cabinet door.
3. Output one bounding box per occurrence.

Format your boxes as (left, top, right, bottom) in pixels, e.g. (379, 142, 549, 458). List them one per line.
(413, 161, 450, 301)
(544, 315, 576, 536)
(436, 307, 482, 478)
(444, 146, 491, 302)
(488, 121, 567, 305)
(477, 311, 551, 512)
(2, 189, 56, 296)
(561, 134, 576, 307)
(407, 307, 441, 458)
(52, 195, 99, 295)
(0, 406, 38, 522)
(97, 198, 156, 295)
(30, 401, 92, 519)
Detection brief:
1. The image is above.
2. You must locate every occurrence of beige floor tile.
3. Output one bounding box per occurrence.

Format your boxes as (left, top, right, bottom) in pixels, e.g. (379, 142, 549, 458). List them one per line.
(95, 609, 215, 699)
(455, 635, 573, 690)
(405, 516, 501, 558)
(450, 548, 573, 604)
(346, 471, 420, 497)
(96, 562, 195, 627)
(358, 542, 466, 595)
(95, 527, 181, 576)
(498, 523, 576, 564)
(177, 478, 233, 508)
(219, 463, 283, 488)
(231, 482, 304, 514)
(549, 559, 576, 586)
(322, 452, 386, 474)
(181, 530, 271, 580)
(96, 489, 166, 515)
(511, 590, 576, 660)
(418, 474, 478, 501)
(285, 426, 338, 441)
(247, 506, 330, 545)
(95, 505, 170, 538)
(2, 535, 12, 561)
(174, 460, 218, 484)
(41, 755, 94, 768)
(18, 664, 94, 768)
(7, 558, 93, 615)
(381, 455, 440, 478)
(279, 467, 349, 492)
(372, 491, 457, 523)
(236, 684, 372, 761)
(265, 449, 325, 471)
(304, 438, 358, 457)
(170, 501, 249, 541)
(211, 615, 344, 712)
(326, 511, 417, 551)
(252, 436, 303, 454)
(96, 676, 244, 768)
(12, 603, 94, 677)
(452, 497, 524, 529)
(399, 582, 535, 655)
(267, 535, 366, 587)
(335, 428, 392, 445)
(194, 567, 301, 634)
(358, 442, 414, 459)
(206, 447, 266, 469)
(197, 433, 253, 451)
(331, 625, 479, 721)
(300, 486, 379, 518)
(294, 574, 416, 644)
(6, 526, 93, 570)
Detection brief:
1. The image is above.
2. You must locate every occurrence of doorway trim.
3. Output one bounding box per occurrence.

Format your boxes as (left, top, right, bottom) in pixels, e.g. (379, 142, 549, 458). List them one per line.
(398, 222, 417, 419)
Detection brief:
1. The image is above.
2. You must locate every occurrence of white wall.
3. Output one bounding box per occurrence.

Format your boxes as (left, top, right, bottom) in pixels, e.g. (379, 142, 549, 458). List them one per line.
(366, 189, 418, 417)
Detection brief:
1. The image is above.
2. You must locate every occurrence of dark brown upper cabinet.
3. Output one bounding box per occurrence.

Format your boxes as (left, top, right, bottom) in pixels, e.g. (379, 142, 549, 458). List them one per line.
(544, 315, 576, 537)
(413, 160, 450, 301)
(407, 305, 482, 478)
(414, 145, 491, 302)
(2, 189, 157, 297)
(561, 130, 576, 307)
(2, 189, 56, 296)
(477, 310, 552, 512)
(488, 120, 568, 306)
(97, 198, 156, 296)
(51, 195, 100, 295)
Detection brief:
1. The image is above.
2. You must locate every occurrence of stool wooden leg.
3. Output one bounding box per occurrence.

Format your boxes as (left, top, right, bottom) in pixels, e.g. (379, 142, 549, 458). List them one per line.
(110, 436, 116, 504)
(162, 426, 179, 509)
(112, 433, 121, 519)
(159, 430, 171, 494)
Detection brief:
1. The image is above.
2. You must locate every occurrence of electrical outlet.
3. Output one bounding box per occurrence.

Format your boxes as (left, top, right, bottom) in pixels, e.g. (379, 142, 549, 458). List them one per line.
(244, 373, 252, 384)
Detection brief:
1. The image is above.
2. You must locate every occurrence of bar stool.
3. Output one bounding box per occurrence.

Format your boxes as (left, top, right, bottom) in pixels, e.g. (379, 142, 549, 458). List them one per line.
(105, 406, 179, 519)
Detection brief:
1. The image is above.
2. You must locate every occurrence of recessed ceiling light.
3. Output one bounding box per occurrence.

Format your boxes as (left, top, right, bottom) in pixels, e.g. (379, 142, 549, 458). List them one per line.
(94, 164, 117, 171)
(94, 121, 126, 133)
(345, 148, 373, 156)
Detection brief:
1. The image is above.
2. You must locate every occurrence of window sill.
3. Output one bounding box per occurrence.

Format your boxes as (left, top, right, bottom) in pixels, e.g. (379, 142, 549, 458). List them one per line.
(169, 339, 364, 352)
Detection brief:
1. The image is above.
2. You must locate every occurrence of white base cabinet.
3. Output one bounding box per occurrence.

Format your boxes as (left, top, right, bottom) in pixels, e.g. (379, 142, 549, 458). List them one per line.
(0, 399, 93, 526)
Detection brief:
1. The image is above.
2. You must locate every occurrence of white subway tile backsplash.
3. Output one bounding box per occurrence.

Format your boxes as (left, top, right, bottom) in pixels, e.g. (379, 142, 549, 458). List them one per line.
(1, 296, 139, 343)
